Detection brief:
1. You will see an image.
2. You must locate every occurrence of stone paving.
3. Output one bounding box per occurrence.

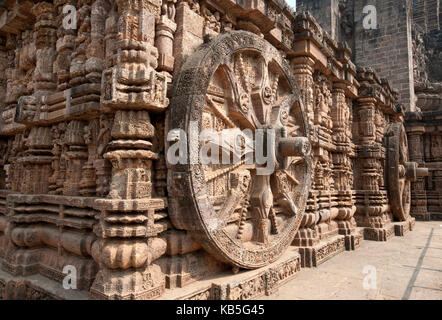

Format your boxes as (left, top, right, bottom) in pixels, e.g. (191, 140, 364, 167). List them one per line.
(264, 221, 442, 300)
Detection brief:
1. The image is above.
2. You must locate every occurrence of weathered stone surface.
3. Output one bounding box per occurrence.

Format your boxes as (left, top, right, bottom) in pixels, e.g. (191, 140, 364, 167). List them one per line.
(0, 0, 433, 300)
(296, 0, 440, 224)
(168, 30, 312, 269)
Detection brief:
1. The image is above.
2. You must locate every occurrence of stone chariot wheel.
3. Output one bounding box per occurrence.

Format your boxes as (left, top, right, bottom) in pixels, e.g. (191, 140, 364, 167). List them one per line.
(386, 122, 427, 221)
(168, 31, 312, 269)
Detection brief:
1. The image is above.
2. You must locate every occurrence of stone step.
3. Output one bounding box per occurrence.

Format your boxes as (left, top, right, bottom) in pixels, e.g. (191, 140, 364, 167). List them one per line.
(0, 258, 89, 300)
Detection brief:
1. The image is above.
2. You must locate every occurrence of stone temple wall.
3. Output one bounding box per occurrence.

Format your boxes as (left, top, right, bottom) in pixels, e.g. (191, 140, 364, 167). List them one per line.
(406, 0, 442, 221)
(413, 0, 440, 33)
(0, 0, 427, 300)
(297, 0, 417, 111)
(296, 0, 442, 221)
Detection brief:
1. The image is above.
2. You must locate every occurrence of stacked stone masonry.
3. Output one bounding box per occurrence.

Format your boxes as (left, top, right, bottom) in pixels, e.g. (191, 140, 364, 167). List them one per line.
(296, 0, 442, 222)
(0, 0, 432, 300)
(413, 0, 440, 33)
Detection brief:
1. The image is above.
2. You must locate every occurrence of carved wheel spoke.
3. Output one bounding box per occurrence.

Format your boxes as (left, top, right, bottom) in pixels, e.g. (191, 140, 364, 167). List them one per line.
(169, 31, 312, 269)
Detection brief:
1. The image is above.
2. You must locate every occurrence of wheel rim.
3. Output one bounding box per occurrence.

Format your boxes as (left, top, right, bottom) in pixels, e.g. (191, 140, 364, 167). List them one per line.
(168, 31, 312, 269)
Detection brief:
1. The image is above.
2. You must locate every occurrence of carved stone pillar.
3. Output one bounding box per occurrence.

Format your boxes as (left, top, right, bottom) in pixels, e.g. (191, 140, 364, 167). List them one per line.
(80, 119, 99, 196)
(151, 111, 167, 198)
(9, 2, 56, 195)
(10, 2, 57, 196)
(0, 140, 8, 258)
(54, 0, 76, 90)
(292, 57, 324, 266)
(1, 1, 60, 274)
(354, 96, 393, 241)
(57, 141, 68, 195)
(86, 0, 110, 83)
(69, 0, 92, 87)
(173, 0, 204, 74)
(356, 98, 376, 144)
(356, 98, 379, 191)
(64, 121, 88, 196)
(94, 115, 112, 197)
(155, 0, 177, 72)
(8, 133, 28, 193)
(103, 4, 118, 70)
(291, 56, 315, 124)
(407, 126, 429, 221)
(291, 61, 346, 266)
(32, 2, 57, 94)
(93, 6, 118, 198)
(20, 127, 53, 195)
(331, 83, 359, 250)
(426, 134, 442, 218)
(331, 86, 351, 190)
(106, 111, 158, 199)
(0, 140, 7, 189)
(48, 124, 63, 194)
(91, 0, 167, 300)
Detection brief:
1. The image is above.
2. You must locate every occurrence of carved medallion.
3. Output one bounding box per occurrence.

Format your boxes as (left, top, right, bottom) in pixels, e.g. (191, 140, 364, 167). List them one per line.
(168, 31, 312, 269)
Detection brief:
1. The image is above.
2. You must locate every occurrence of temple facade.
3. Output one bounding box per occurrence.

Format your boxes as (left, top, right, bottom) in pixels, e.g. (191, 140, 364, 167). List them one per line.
(0, 0, 433, 300)
(297, 0, 442, 221)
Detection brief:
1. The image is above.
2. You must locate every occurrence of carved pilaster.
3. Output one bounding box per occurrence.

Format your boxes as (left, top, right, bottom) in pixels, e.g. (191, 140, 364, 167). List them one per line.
(54, 0, 76, 90)
(91, 0, 167, 300)
(86, 0, 110, 83)
(69, 0, 92, 87)
(292, 56, 315, 123)
(291, 59, 347, 264)
(80, 119, 99, 196)
(20, 127, 53, 194)
(156, 0, 177, 72)
(12, 2, 57, 195)
(407, 126, 429, 220)
(32, 2, 57, 94)
(48, 123, 66, 194)
(64, 121, 88, 196)
(94, 114, 113, 197)
(331, 83, 359, 248)
(353, 93, 394, 241)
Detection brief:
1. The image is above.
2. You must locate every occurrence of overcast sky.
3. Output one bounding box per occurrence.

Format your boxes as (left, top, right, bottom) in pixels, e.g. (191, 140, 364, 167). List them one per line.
(286, 0, 296, 10)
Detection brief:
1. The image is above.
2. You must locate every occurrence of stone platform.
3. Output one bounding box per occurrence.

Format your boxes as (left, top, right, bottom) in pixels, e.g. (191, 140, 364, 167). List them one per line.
(362, 224, 396, 242)
(0, 248, 301, 300)
(161, 248, 301, 300)
(394, 217, 416, 236)
(428, 213, 442, 220)
(0, 258, 89, 300)
(344, 231, 363, 251)
(297, 235, 346, 268)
